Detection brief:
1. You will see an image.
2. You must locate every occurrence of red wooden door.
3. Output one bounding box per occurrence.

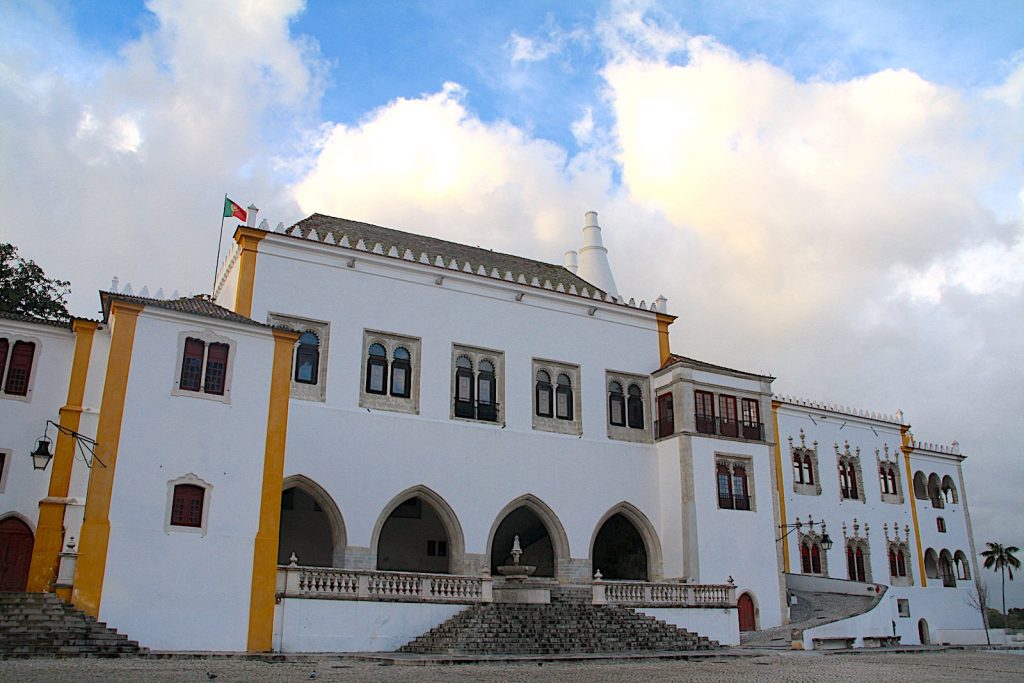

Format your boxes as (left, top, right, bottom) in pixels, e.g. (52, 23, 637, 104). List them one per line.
(0, 517, 34, 591)
(738, 593, 756, 632)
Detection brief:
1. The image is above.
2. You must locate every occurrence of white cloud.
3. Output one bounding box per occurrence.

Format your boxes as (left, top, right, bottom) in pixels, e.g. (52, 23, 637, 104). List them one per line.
(506, 15, 588, 65)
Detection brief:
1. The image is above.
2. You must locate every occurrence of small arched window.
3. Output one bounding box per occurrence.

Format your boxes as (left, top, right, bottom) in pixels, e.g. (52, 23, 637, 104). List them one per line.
(477, 359, 497, 421)
(294, 332, 319, 385)
(627, 384, 644, 429)
(955, 551, 970, 580)
(535, 370, 553, 417)
(171, 484, 205, 528)
(366, 343, 388, 394)
(801, 542, 811, 573)
(390, 346, 411, 397)
(803, 456, 814, 485)
(887, 469, 898, 495)
(810, 544, 822, 574)
(889, 548, 898, 577)
(896, 548, 907, 577)
(454, 355, 474, 418)
(555, 373, 573, 420)
(608, 381, 625, 427)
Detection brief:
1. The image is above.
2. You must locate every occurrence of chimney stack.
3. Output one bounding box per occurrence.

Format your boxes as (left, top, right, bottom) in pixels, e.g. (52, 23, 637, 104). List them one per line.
(575, 211, 619, 298)
(246, 204, 259, 228)
(563, 250, 579, 274)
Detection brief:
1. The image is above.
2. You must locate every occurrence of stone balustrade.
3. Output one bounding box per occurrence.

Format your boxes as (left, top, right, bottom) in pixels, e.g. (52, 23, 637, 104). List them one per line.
(276, 565, 493, 603)
(593, 580, 736, 608)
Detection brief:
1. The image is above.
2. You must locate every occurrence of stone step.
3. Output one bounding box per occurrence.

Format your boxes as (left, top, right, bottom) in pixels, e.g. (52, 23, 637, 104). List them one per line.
(0, 592, 144, 657)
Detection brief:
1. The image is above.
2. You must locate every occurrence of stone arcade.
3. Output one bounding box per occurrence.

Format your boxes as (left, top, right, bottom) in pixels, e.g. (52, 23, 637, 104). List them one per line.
(0, 210, 985, 653)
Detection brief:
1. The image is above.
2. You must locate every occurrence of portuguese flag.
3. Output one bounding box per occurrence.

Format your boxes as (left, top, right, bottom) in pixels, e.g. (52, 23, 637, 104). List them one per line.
(223, 197, 247, 222)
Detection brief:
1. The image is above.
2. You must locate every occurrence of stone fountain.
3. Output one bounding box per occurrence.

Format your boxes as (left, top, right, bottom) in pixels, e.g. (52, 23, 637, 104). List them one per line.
(494, 534, 549, 604)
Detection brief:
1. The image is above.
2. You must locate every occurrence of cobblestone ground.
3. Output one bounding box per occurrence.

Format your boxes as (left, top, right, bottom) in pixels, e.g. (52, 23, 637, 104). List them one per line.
(1, 650, 1022, 683)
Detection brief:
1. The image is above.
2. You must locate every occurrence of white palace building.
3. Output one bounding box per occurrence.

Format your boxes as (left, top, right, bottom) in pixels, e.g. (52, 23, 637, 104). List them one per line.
(0, 210, 986, 652)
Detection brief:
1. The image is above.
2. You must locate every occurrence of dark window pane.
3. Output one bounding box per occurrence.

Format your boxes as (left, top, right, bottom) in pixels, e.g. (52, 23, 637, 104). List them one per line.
(180, 338, 204, 392)
(4, 340, 35, 396)
(171, 484, 204, 527)
(204, 343, 229, 395)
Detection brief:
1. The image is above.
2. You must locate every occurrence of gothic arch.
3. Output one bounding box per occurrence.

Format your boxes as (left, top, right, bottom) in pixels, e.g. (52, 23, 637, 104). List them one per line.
(589, 502, 664, 581)
(0, 511, 36, 534)
(280, 474, 347, 567)
(371, 485, 466, 574)
(486, 494, 571, 579)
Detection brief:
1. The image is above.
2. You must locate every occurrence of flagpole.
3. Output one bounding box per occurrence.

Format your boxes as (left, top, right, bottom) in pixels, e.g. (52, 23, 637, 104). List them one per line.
(212, 193, 227, 295)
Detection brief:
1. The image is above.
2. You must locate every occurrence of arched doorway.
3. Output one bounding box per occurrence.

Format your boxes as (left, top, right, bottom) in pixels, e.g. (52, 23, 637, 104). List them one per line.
(377, 496, 453, 574)
(490, 506, 557, 577)
(592, 513, 649, 580)
(918, 618, 930, 644)
(0, 517, 34, 591)
(277, 476, 345, 567)
(738, 592, 757, 632)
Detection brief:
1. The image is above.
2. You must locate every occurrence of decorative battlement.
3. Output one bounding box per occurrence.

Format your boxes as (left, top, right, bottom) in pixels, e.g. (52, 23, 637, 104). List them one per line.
(280, 220, 666, 313)
(108, 276, 187, 301)
(774, 395, 903, 425)
(909, 439, 960, 455)
(211, 241, 241, 300)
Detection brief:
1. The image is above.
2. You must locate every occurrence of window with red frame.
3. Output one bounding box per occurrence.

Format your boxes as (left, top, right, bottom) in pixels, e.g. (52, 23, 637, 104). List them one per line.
(179, 338, 230, 395)
(741, 398, 761, 439)
(3, 340, 35, 396)
(170, 484, 205, 527)
(719, 394, 738, 437)
(694, 390, 715, 434)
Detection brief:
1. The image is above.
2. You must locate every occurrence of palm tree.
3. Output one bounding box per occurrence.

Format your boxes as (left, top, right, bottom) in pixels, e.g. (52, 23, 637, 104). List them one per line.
(981, 542, 1021, 618)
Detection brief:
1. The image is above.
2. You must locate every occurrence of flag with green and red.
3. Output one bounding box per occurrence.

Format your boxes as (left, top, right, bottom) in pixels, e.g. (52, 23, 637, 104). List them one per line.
(223, 197, 247, 222)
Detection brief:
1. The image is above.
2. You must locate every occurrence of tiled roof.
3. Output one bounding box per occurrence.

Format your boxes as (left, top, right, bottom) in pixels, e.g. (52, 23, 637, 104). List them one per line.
(99, 292, 271, 328)
(660, 353, 774, 380)
(284, 214, 618, 303)
(0, 310, 73, 329)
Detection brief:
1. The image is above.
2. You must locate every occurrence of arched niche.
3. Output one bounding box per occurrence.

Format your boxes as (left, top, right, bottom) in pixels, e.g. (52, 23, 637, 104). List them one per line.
(371, 485, 466, 575)
(487, 494, 570, 580)
(278, 475, 346, 568)
(589, 502, 663, 581)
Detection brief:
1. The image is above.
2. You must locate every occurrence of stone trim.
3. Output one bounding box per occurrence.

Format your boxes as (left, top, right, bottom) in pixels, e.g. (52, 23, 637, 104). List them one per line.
(267, 313, 330, 402)
(358, 329, 421, 415)
(532, 358, 582, 436)
(605, 371, 652, 443)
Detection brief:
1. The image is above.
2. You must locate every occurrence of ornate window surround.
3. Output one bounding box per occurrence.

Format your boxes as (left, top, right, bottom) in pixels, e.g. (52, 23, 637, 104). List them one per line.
(715, 454, 755, 512)
(170, 329, 236, 403)
(164, 473, 213, 536)
(798, 530, 829, 576)
(836, 440, 865, 503)
(877, 445, 904, 505)
(532, 358, 581, 436)
(789, 429, 821, 496)
(605, 370, 651, 443)
(358, 329, 421, 415)
(884, 522, 914, 587)
(842, 518, 872, 583)
(267, 312, 330, 402)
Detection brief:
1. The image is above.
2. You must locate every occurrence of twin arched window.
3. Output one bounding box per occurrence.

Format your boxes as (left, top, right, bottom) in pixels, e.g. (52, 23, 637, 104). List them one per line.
(534, 369, 575, 421)
(454, 355, 497, 421)
(839, 460, 859, 500)
(366, 342, 411, 398)
(846, 541, 869, 582)
(889, 544, 910, 578)
(801, 539, 824, 574)
(794, 453, 815, 485)
(879, 464, 899, 495)
(608, 381, 645, 429)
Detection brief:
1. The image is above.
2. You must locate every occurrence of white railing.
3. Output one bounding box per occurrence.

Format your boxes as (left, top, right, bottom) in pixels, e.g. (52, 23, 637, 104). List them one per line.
(593, 580, 736, 608)
(276, 565, 492, 603)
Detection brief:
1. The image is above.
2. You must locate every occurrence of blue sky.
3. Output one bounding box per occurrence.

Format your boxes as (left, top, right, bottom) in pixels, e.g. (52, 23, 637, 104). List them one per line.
(2, 1, 1023, 606)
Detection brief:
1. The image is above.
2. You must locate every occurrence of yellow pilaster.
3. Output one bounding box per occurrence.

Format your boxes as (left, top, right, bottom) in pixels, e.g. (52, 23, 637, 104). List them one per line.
(772, 401, 790, 573)
(71, 302, 143, 617)
(27, 320, 98, 594)
(900, 426, 927, 587)
(233, 227, 266, 318)
(655, 313, 674, 366)
(247, 328, 299, 652)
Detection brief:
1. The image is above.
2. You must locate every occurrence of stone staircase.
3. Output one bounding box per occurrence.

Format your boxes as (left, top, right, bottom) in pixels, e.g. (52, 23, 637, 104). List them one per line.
(0, 592, 145, 657)
(400, 592, 719, 655)
(738, 588, 882, 649)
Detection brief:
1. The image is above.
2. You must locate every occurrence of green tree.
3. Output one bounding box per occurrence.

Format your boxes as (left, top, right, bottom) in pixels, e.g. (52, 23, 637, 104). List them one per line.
(0, 243, 71, 322)
(981, 542, 1021, 618)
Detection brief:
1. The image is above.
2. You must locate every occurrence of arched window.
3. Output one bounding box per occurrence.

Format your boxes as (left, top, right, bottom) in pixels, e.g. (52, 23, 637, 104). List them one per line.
(889, 548, 898, 577)
(840, 462, 859, 500)
(879, 466, 890, 494)
(801, 541, 811, 573)
(454, 355, 474, 418)
(803, 456, 814, 485)
(366, 343, 387, 394)
(927, 473, 943, 508)
(170, 484, 205, 528)
(390, 346, 411, 397)
(732, 465, 750, 510)
(896, 548, 907, 577)
(887, 468, 898, 495)
(811, 544, 822, 574)
(555, 373, 573, 420)
(942, 476, 958, 504)
(294, 332, 319, 385)
(477, 359, 497, 421)
(627, 384, 644, 429)
(3, 340, 35, 396)
(608, 381, 625, 426)
(535, 370, 553, 418)
(717, 463, 732, 509)
(954, 551, 970, 580)
(793, 455, 803, 483)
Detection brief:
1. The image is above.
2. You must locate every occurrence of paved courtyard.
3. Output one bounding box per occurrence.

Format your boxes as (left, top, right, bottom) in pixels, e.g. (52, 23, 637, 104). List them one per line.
(1, 650, 1022, 682)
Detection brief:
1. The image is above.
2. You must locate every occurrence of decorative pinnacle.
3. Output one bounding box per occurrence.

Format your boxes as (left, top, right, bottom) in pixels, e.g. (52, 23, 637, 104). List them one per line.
(511, 534, 523, 565)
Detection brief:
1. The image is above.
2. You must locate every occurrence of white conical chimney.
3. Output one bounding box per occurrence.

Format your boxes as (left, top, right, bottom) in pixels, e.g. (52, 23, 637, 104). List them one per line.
(564, 250, 578, 274)
(575, 211, 619, 298)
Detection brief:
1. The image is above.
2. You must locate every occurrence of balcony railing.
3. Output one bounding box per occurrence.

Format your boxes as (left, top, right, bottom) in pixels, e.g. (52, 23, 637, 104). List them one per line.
(593, 580, 736, 608)
(654, 418, 675, 440)
(453, 398, 500, 422)
(694, 416, 764, 441)
(277, 565, 492, 603)
(718, 494, 750, 511)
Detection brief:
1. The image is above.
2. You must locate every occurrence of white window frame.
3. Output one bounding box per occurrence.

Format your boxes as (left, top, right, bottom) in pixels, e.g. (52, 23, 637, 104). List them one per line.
(164, 473, 213, 536)
(170, 329, 236, 404)
(358, 329, 421, 415)
(267, 313, 330, 402)
(605, 371, 652, 443)
(532, 359, 582, 436)
(0, 334, 42, 403)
